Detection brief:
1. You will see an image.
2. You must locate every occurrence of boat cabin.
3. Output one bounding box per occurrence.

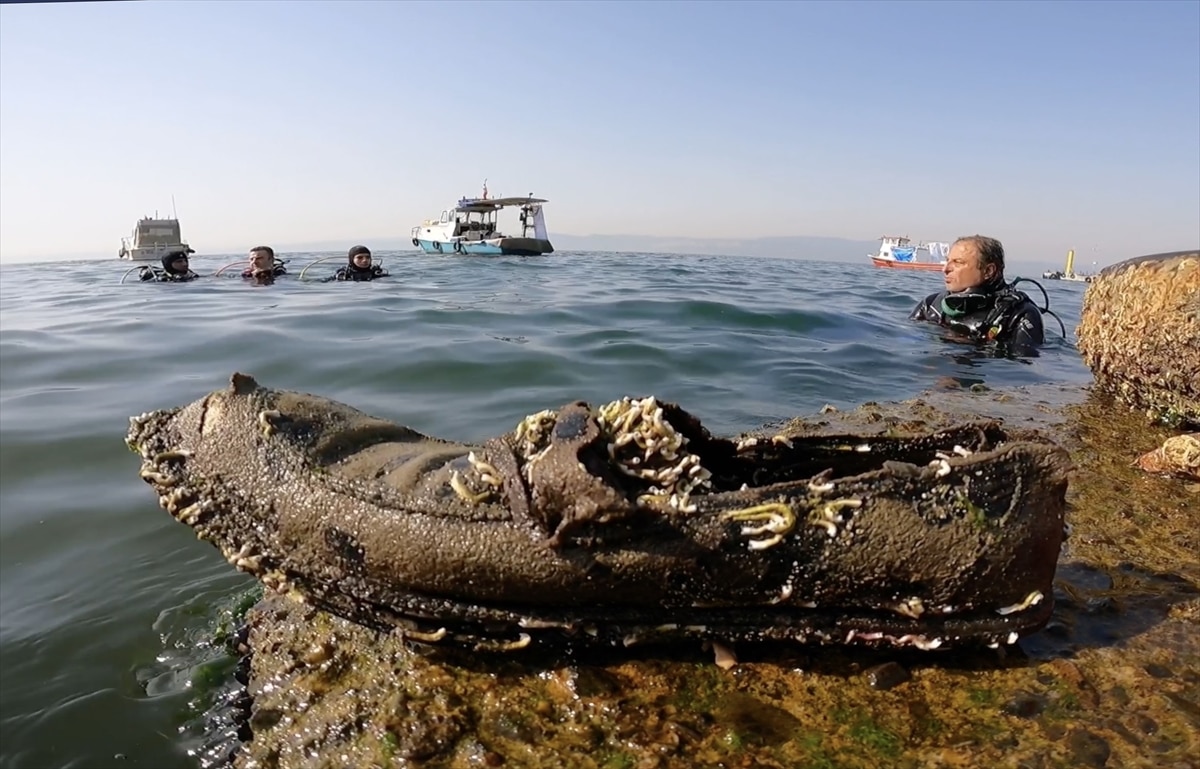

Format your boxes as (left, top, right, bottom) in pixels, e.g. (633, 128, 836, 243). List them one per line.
(877, 235, 918, 261)
(429, 196, 550, 242)
(130, 217, 183, 248)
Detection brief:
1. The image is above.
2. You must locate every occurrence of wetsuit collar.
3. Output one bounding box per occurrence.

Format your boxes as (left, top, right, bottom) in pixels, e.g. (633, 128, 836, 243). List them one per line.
(941, 275, 1009, 317)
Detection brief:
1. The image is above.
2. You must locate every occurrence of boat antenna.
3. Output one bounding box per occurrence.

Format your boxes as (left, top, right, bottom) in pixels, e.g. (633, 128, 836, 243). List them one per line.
(172, 195, 178, 220)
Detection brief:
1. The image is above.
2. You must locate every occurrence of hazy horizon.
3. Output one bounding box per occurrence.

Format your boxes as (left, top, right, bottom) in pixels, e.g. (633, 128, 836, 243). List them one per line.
(2, 1, 1197, 267)
(0, 231, 1117, 272)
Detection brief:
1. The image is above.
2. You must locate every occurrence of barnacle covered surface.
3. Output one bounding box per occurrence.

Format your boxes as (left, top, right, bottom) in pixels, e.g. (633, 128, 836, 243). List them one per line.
(1077, 250, 1200, 427)
(1135, 432, 1200, 482)
(176, 383, 1200, 769)
(129, 373, 1078, 665)
(595, 395, 713, 512)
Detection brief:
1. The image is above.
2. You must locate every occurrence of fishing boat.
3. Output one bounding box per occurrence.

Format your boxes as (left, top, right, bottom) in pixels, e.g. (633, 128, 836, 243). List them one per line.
(410, 183, 554, 256)
(868, 236, 949, 271)
(118, 216, 193, 261)
(1041, 249, 1093, 282)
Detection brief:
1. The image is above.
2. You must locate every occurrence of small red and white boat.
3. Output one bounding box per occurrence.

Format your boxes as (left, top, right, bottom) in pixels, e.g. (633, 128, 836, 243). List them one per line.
(868, 235, 949, 271)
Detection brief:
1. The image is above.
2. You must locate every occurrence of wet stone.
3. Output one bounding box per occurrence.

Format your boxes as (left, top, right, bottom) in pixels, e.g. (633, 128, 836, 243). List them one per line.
(1109, 685, 1131, 707)
(994, 733, 1020, 749)
(1144, 662, 1173, 679)
(1068, 728, 1112, 768)
(1059, 563, 1116, 592)
(1004, 691, 1048, 719)
(391, 711, 467, 761)
(1162, 690, 1200, 727)
(1042, 619, 1072, 639)
(1148, 738, 1177, 754)
(248, 706, 284, 730)
(713, 692, 801, 746)
(571, 667, 623, 697)
(1100, 717, 1142, 747)
(1135, 714, 1159, 735)
(864, 661, 910, 691)
(483, 712, 539, 744)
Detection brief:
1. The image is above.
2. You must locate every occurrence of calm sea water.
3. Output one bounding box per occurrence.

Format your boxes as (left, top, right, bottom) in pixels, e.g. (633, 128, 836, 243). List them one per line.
(0, 250, 1090, 769)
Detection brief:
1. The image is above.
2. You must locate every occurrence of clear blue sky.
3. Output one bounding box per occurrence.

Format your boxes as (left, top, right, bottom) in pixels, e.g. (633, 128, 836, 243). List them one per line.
(1, 0, 1197, 264)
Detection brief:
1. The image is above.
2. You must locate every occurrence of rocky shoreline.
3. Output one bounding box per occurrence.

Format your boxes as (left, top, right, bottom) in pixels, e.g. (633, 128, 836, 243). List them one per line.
(208, 383, 1199, 769)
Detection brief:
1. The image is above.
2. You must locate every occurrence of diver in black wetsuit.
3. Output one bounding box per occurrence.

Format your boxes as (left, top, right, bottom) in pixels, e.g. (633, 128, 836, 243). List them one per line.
(910, 235, 1045, 353)
(241, 245, 288, 278)
(139, 250, 200, 283)
(241, 245, 288, 285)
(327, 245, 388, 282)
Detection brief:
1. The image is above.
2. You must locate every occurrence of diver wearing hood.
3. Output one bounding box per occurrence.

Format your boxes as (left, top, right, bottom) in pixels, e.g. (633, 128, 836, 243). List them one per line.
(910, 235, 1045, 352)
(139, 250, 200, 282)
(329, 245, 388, 282)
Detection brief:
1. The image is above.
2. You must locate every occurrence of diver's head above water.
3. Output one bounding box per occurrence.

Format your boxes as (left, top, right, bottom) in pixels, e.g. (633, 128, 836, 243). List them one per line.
(161, 250, 191, 276)
(347, 245, 373, 272)
(248, 246, 275, 274)
(944, 235, 1005, 294)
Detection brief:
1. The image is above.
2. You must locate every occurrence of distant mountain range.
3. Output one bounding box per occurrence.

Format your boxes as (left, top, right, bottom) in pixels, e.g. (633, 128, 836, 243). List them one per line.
(262, 233, 884, 262)
(550, 234, 883, 261)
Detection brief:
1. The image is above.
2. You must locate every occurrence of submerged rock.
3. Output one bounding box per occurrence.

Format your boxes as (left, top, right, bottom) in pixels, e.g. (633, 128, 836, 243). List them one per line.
(1077, 249, 1200, 428)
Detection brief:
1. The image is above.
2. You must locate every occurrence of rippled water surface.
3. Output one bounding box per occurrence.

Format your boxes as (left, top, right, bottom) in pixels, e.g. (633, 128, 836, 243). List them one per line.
(0, 250, 1090, 768)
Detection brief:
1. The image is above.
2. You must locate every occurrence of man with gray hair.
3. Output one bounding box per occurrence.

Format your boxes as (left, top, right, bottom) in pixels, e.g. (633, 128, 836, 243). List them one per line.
(909, 235, 1045, 351)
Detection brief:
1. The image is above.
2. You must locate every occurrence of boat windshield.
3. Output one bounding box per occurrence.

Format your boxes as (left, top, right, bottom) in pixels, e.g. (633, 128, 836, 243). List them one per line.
(453, 209, 497, 238)
(135, 221, 182, 246)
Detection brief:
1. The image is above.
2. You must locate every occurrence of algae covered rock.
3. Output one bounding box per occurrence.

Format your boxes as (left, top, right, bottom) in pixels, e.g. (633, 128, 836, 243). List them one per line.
(1077, 250, 1200, 427)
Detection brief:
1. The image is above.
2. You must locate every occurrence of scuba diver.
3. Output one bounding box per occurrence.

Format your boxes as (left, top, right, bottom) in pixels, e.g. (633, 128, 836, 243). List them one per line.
(910, 235, 1060, 354)
(326, 245, 388, 282)
(139, 249, 200, 283)
(241, 245, 288, 285)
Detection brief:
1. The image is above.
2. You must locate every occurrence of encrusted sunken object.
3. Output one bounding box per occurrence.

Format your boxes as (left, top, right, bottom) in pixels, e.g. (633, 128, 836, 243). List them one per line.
(1077, 250, 1200, 427)
(1135, 432, 1200, 482)
(127, 373, 1072, 654)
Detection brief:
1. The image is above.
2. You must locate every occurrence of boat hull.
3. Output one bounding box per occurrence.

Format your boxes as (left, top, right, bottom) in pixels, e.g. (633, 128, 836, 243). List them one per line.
(870, 256, 945, 271)
(414, 237, 554, 257)
(1042, 272, 1093, 283)
(119, 245, 191, 262)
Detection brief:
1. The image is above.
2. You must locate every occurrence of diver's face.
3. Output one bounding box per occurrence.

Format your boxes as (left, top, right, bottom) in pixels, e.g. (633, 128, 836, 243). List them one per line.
(944, 242, 990, 293)
(352, 253, 372, 269)
(170, 257, 189, 273)
(249, 251, 273, 272)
